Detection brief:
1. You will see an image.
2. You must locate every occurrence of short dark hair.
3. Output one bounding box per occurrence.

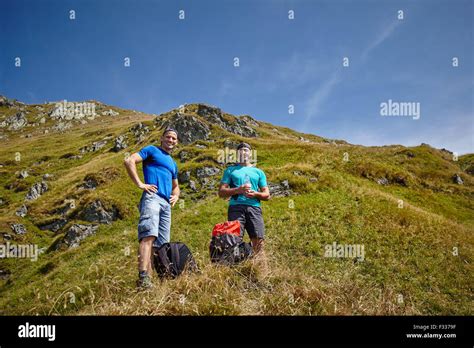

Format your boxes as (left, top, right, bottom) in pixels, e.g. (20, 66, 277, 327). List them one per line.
(237, 142, 251, 150)
(163, 127, 178, 137)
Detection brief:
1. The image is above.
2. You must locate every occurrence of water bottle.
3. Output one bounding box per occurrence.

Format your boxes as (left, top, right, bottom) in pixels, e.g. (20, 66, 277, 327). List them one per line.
(244, 174, 251, 191)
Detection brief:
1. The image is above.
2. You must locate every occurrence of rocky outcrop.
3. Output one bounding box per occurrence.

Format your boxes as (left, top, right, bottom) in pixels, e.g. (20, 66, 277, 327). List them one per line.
(179, 150, 190, 162)
(52, 121, 72, 132)
(25, 181, 48, 201)
(112, 135, 128, 152)
(268, 180, 292, 197)
(196, 104, 257, 138)
(0, 95, 17, 107)
(189, 180, 198, 191)
(452, 174, 464, 185)
(10, 223, 26, 235)
(0, 112, 28, 130)
(80, 140, 108, 153)
(178, 170, 191, 183)
(77, 200, 120, 224)
(15, 204, 28, 217)
(38, 218, 68, 233)
(54, 224, 99, 249)
(196, 166, 221, 180)
(101, 109, 119, 116)
(130, 123, 150, 143)
(160, 113, 210, 145)
(17, 170, 29, 179)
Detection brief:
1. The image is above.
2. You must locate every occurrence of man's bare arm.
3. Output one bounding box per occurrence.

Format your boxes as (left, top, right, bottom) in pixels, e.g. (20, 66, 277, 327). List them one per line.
(218, 183, 247, 199)
(170, 179, 180, 206)
(123, 153, 157, 194)
(244, 186, 270, 200)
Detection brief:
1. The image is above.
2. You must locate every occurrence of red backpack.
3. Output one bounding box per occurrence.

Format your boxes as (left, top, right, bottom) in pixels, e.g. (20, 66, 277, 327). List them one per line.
(209, 220, 252, 264)
(212, 220, 241, 237)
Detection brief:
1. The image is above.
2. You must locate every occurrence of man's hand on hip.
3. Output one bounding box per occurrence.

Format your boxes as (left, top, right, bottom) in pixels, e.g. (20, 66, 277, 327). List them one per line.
(139, 183, 158, 194)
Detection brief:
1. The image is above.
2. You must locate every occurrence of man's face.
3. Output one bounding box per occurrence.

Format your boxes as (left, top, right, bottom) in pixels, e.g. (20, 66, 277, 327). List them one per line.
(238, 147, 251, 162)
(161, 131, 178, 151)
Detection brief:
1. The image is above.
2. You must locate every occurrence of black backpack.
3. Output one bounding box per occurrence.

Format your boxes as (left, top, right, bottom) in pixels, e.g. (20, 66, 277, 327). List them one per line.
(209, 234, 253, 265)
(153, 242, 198, 278)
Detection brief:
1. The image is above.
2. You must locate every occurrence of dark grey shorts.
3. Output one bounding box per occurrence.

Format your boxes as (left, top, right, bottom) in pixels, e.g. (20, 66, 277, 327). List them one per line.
(228, 205, 265, 240)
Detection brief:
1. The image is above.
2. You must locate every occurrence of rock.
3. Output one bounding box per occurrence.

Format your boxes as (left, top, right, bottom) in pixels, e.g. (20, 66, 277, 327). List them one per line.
(25, 181, 48, 200)
(268, 181, 292, 197)
(78, 200, 120, 224)
(1, 112, 28, 130)
(81, 176, 98, 190)
(189, 180, 198, 191)
(15, 204, 28, 217)
(38, 218, 68, 233)
(196, 104, 258, 137)
(160, 113, 210, 145)
(52, 121, 72, 132)
(2, 233, 12, 240)
(240, 115, 259, 128)
(178, 170, 191, 183)
(179, 150, 190, 162)
(309, 177, 318, 183)
(55, 224, 99, 249)
(101, 109, 119, 116)
(195, 144, 207, 149)
(441, 148, 453, 154)
(223, 139, 240, 148)
(39, 117, 46, 124)
(61, 153, 82, 160)
(406, 151, 415, 158)
(17, 170, 29, 179)
(80, 140, 108, 153)
(201, 177, 217, 189)
(112, 135, 128, 152)
(452, 174, 464, 185)
(42, 173, 53, 180)
(130, 123, 150, 143)
(376, 177, 389, 186)
(0, 95, 16, 107)
(196, 166, 220, 179)
(10, 223, 26, 235)
(293, 171, 302, 176)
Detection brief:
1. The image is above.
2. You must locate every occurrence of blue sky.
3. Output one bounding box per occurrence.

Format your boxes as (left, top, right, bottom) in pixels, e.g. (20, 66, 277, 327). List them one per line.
(1, 0, 473, 154)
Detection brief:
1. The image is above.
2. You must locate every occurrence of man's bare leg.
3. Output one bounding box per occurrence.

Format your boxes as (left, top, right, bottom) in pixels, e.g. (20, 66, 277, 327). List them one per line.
(251, 237, 264, 254)
(138, 236, 155, 275)
(250, 238, 269, 277)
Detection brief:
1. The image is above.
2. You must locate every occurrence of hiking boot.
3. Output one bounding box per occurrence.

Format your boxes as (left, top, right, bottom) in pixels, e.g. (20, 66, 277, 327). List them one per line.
(136, 273, 153, 290)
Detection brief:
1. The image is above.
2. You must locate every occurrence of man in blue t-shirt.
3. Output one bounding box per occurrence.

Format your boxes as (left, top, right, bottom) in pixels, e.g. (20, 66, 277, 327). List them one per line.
(124, 128, 180, 289)
(218, 142, 270, 254)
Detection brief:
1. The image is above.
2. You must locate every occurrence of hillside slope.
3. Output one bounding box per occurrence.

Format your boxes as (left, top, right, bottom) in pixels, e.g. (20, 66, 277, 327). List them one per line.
(0, 96, 472, 315)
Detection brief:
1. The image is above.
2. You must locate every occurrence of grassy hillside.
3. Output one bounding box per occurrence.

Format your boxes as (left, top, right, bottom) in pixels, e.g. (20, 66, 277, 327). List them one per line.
(0, 98, 472, 315)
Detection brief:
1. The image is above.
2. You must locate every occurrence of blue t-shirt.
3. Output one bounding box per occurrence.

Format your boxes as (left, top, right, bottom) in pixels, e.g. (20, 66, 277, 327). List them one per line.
(138, 145, 178, 203)
(221, 165, 267, 207)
